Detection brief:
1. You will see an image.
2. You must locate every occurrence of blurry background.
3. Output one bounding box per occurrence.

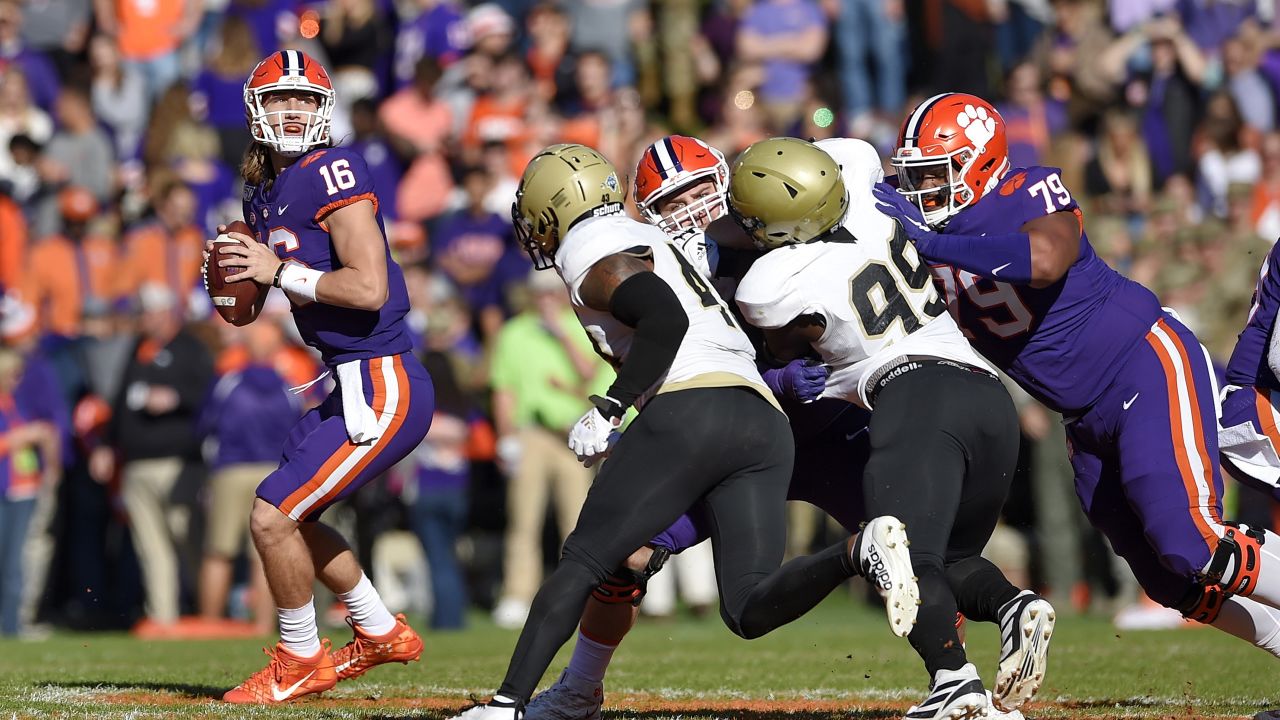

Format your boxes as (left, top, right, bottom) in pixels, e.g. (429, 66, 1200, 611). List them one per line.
(0, 0, 1271, 640)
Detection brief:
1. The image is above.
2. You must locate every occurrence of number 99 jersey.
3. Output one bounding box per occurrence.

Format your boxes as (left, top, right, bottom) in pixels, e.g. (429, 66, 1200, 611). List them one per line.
(934, 166, 1163, 414)
(735, 218, 993, 410)
(554, 214, 776, 410)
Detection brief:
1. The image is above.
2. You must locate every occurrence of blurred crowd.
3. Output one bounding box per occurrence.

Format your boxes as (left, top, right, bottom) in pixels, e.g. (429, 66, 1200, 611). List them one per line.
(0, 0, 1278, 638)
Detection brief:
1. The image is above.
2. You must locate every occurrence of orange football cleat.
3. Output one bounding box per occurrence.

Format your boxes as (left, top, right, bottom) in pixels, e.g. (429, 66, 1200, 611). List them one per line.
(223, 639, 337, 704)
(331, 613, 424, 681)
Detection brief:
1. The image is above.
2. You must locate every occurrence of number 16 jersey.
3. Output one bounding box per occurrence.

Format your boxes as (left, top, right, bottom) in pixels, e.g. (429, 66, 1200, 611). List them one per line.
(735, 218, 992, 410)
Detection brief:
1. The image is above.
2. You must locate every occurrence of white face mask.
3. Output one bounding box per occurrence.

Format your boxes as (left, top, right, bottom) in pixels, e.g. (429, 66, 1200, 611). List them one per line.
(247, 85, 335, 157)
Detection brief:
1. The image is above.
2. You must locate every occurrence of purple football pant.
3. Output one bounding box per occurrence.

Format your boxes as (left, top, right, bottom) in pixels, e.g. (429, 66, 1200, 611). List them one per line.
(258, 353, 434, 522)
(1066, 314, 1225, 607)
(651, 399, 870, 553)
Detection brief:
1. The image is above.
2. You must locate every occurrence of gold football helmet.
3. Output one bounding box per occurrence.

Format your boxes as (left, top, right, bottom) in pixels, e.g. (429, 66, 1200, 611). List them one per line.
(512, 144, 626, 269)
(728, 137, 848, 249)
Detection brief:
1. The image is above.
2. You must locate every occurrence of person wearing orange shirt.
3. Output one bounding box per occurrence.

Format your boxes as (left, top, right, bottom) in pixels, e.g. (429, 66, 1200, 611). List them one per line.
(92, 0, 200, 104)
(120, 181, 204, 314)
(27, 187, 121, 338)
(0, 194, 26, 294)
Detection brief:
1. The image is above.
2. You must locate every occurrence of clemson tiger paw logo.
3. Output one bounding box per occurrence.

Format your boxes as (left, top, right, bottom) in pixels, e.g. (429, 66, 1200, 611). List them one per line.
(956, 105, 996, 151)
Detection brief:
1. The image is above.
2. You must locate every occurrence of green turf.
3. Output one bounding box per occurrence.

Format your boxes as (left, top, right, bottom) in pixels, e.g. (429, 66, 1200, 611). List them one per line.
(0, 594, 1273, 719)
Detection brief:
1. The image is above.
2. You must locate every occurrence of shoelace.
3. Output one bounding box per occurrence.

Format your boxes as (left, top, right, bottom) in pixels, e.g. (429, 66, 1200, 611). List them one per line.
(239, 645, 289, 694)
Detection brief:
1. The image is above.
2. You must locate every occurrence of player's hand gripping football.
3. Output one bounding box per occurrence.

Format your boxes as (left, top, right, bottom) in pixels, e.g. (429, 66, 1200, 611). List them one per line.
(763, 358, 829, 403)
(568, 395, 624, 468)
(872, 182, 938, 244)
(211, 224, 282, 285)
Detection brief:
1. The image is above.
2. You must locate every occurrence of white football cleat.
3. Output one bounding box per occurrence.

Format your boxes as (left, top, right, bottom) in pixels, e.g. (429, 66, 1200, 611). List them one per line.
(449, 697, 524, 720)
(524, 670, 603, 720)
(986, 691, 1024, 719)
(904, 663, 990, 719)
(993, 590, 1055, 711)
(855, 515, 920, 637)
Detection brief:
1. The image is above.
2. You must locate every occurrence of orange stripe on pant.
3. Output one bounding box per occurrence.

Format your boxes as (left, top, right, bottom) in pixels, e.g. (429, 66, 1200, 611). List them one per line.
(1255, 388, 1280, 451)
(278, 358, 392, 518)
(1158, 318, 1221, 518)
(308, 356, 411, 512)
(1144, 320, 1221, 550)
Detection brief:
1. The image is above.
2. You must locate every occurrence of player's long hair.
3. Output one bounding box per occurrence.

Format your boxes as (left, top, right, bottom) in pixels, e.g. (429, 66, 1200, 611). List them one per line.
(240, 139, 335, 188)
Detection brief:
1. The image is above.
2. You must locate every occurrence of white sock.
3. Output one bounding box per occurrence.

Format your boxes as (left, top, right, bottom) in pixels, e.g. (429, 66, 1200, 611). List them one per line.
(566, 630, 616, 684)
(278, 600, 322, 657)
(1212, 595, 1280, 658)
(337, 573, 397, 636)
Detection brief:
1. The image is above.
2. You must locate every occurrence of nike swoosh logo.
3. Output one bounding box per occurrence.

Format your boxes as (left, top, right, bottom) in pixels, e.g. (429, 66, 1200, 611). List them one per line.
(272, 669, 317, 701)
(845, 428, 868, 442)
(279, 204, 290, 215)
(991, 262, 1012, 276)
(1123, 392, 1140, 410)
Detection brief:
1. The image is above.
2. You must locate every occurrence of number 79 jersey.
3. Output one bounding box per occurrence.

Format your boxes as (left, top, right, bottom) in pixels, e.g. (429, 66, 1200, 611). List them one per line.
(554, 214, 774, 410)
(935, 165, 1164, 414)
(735, 218, 993, 410)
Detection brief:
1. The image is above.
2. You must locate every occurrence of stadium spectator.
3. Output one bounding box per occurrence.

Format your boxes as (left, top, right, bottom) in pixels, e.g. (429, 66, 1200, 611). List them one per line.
(407, 351, 476, 630)
(197, 320, 299, 633)
(835, 0, 905, 141)
(91, 283, 213, 634)
(379, 57, 454, 225)
(998, 61, 1065, 169)
(462, 53, 531, 162)
(0, 0, 61, 112)
(41, 87, 116, 211)
(119, 180, 205, 309)
(92, 0, 201, 105)
(190, 16, 260, 169)
(524, 2, 570, 103)
(0, 186, 27, 292)
(0, 345, 59, 637)
(393, 0, 467, 89)
(3, 134, 41, 209)
(89, 33, 149, 162)
(487, 269, 610, 629)
(26, 187, 121, 338)
(1195, 91, 1262, 218)
(1222, 33, 1274, 133)
(320, 0, 391, 140)
(466, 3, 516, 61)
(18, 0, 92, 79)
(0, 67, 53, 190)
(1249, 131, 1280, 240)
(1083, 109, 1154, 218)
(735, 0, 827, 132)
(345, 98, 405, 236)
(564, 0, 640, 86)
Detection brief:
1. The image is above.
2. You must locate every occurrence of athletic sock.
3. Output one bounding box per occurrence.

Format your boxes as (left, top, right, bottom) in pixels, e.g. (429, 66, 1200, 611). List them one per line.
(337, 573, 397, 637)
(909, 567, 967, 678)
(566, 630, 616, 684)
(1213, 595, 1280, 658)
(278, 600, 322, 657)
(945, 556, 1022, 623)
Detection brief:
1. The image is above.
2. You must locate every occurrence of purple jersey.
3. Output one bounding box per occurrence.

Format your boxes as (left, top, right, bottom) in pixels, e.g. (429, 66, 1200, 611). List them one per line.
(1225, 241, 1280, 391)
(932, 166, 1164, 414)
(243, 146, 413, 366)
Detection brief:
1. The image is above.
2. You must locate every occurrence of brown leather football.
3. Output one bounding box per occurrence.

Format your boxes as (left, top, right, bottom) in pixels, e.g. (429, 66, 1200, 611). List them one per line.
(206, 219, 267, 325)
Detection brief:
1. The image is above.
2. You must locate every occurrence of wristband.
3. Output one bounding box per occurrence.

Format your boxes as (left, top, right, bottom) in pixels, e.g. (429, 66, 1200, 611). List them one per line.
(271, 262, 287, 288)
(277, 262, 324, 302)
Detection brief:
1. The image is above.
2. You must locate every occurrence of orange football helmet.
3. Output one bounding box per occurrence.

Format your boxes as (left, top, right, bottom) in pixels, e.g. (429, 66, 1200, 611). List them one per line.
(244, 50, 335, 157)
(633, 135, 729, 234)
(891, 93, 1010, 227)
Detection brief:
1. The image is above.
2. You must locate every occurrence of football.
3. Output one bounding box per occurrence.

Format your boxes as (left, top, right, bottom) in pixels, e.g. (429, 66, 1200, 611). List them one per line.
(206, 219, 267, 325)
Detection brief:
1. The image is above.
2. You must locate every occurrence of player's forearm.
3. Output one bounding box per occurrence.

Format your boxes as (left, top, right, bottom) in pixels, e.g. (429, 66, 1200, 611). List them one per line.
(278, 263, 388, 311)
(913, 231, 1035, 285)
(606, 272, 689, 410)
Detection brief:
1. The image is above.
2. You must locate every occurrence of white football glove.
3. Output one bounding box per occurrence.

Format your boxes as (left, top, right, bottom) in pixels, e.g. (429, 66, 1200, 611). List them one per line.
(568, 395, 625, 468)
(670, 227, 720, 281)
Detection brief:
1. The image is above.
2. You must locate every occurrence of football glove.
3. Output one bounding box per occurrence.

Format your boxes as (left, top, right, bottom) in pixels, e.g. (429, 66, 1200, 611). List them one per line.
(872, 181, 939, 245)
(762, 358, 829, 403)
(568, 395, 625, 468)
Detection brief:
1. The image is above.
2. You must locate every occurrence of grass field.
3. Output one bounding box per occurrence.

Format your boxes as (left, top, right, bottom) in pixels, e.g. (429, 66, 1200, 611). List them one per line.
(0, 594, 1274, 719)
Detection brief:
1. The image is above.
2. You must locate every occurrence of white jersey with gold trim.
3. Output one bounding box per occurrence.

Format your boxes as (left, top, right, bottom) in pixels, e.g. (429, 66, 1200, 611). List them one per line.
(734, 138, 992, 409)
(554, 214, 769, 408)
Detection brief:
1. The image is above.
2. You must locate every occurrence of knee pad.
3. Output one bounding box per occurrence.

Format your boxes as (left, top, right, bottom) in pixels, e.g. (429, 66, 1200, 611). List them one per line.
(1203, 523, 1265, 597)
(590, 546, 671, 606)
(1177, 583, 1227, 625)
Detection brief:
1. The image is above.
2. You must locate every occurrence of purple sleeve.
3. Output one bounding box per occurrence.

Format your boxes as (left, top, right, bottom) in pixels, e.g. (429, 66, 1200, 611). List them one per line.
(648, 504, 711, 553)
(305, 147, 381, 222)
